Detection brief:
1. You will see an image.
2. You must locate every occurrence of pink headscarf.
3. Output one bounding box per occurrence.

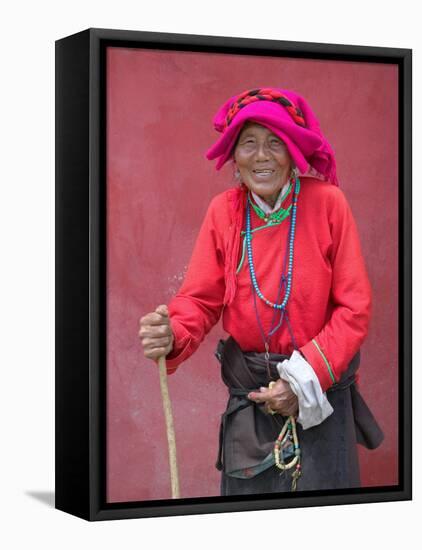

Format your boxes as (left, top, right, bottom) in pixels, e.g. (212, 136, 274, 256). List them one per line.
(205, 88, 338, 186)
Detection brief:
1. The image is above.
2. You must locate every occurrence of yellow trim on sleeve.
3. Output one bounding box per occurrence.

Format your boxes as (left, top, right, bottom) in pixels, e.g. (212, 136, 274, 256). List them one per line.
(311, 339, 336, 383)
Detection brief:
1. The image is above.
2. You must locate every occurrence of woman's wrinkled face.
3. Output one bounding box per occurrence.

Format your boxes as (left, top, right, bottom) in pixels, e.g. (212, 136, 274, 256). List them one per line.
(234, 122, 293, 206)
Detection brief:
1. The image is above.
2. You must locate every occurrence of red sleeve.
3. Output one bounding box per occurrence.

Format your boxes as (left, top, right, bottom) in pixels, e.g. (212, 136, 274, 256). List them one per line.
(165, 194, 227, 373)
(299, 188, 372, 392)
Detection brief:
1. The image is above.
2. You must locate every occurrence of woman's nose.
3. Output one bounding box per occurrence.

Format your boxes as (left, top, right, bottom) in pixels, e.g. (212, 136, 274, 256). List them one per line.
(255, 142, 271, 159)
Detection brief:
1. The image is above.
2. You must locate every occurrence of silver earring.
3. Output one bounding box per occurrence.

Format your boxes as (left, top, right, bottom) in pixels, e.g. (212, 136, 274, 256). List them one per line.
(234, 169, 243, 188)
(290, 166, 299, 181)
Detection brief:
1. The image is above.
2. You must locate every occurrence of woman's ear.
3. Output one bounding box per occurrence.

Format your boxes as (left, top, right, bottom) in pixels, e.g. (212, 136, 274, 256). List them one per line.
(231, 160, 241, 181)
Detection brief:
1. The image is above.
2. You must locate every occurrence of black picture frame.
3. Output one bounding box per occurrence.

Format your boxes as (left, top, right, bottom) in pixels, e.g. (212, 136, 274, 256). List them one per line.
(55, 27, 412, 521)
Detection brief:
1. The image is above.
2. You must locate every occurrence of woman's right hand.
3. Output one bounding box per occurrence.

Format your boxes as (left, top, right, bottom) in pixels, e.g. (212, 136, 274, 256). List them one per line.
(138, 304, 174, 360)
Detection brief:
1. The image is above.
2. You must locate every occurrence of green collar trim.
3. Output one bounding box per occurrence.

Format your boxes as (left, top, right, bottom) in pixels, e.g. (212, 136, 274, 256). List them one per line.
(249, 183, 292, 223)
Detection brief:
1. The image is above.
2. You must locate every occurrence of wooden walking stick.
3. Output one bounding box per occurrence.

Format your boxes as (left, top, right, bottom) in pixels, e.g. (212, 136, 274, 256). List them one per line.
(157, 355, 180, 498)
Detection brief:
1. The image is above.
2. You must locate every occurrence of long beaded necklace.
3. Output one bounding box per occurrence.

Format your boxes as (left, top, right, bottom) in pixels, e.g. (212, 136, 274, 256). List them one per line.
(245, 178, 300, 311)
(245, 176, 302, 490)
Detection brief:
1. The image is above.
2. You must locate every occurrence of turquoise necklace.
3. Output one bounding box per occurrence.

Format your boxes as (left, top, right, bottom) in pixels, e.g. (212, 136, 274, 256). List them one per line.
(245, 177, 300, 310)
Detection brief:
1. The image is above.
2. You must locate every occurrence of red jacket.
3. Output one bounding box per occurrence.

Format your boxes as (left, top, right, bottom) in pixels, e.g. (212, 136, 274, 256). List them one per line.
(166, 178, 371, 392)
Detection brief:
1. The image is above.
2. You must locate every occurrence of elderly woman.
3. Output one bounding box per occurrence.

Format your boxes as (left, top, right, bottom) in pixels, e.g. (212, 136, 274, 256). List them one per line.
(139, 88, 383, 495)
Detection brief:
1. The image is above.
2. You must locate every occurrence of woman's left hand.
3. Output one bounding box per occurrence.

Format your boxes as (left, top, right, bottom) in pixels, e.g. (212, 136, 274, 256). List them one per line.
(248, 379, 299, 417)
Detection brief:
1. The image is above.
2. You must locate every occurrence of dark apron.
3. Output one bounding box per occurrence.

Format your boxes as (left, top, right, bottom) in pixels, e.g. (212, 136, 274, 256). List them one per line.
(215, 337, 384, 496)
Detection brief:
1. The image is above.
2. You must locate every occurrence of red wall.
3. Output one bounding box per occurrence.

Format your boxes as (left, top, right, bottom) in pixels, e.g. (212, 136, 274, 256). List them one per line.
(106, 47, 398, 502)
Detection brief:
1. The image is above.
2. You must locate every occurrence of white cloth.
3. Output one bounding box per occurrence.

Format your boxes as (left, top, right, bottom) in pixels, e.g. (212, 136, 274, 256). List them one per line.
(251, 182, 290, 214)
(277, 350, 334, 430)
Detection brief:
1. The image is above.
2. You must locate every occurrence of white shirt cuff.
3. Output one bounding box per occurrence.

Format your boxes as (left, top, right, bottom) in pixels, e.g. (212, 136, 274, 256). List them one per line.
(276, 350, 334, 430)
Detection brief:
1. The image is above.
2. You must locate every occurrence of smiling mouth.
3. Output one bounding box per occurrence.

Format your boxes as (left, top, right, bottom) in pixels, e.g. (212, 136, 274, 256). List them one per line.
(252, 169, 275, 179)
(253, 169, 274, 174)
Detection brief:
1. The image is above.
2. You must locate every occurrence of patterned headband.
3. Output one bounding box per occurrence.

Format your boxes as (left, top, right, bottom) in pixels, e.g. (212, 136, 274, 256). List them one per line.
(225, 88, 306, 129)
